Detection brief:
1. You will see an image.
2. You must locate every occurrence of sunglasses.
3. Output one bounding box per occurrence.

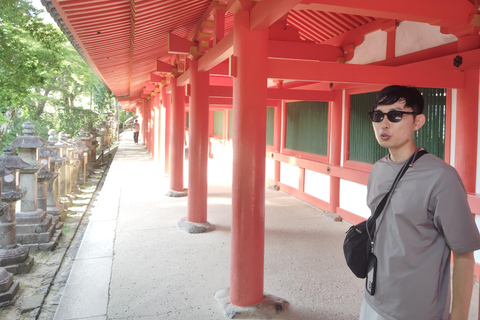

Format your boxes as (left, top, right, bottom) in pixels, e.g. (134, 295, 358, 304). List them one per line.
(368, 110, 417, 123)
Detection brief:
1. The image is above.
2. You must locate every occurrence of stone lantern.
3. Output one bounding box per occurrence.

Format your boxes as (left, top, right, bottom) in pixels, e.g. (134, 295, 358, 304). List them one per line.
(49, 130, 68, 209)
(39, 147, 63, 221)
(10, 121, 62, 251)
(96, 122, 107, 150)
(0, 146, 33, 274)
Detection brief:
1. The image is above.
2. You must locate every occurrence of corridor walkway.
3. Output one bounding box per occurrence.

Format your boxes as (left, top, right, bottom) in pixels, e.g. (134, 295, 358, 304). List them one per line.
(52, 132, 478, 320)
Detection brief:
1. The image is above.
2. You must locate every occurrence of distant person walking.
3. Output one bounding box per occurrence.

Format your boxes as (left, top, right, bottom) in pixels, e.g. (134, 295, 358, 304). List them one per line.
(133, 120, 140, 145)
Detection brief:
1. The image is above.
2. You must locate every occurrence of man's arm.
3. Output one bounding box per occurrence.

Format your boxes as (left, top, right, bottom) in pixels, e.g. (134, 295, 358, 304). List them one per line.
(451, 251, 475, 320)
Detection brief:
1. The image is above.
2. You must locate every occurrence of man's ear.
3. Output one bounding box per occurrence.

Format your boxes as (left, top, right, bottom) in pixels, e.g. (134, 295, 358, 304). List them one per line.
(414, 114, 426, 131)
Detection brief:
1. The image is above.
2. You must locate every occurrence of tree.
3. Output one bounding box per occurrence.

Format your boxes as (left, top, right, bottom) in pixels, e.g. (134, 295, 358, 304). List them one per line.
(0, 0, 65, 142)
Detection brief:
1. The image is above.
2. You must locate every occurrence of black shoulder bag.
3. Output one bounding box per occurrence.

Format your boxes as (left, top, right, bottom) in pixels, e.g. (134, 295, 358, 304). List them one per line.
(343, 149, 427, 284)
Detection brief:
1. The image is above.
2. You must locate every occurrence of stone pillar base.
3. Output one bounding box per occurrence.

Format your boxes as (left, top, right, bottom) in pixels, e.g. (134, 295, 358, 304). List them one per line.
(0, 246, 34, 274)
(178, 217, 215, 234)
(165, 189, 188, 197)
(267, 184, 280, 191)
(0, 268, 19, 307)
(215, 287, 288, 319)
(47, 204, 67, 222)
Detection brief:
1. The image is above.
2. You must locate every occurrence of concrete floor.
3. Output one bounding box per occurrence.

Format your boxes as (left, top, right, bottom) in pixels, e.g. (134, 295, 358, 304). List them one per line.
(53, 132, 479, 320)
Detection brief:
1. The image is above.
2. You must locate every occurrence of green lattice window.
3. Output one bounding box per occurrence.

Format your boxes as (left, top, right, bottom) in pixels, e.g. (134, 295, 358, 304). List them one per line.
(213, 110, 223, 136)
(266, 107, 274, 146)
(285, 101, 328, 156)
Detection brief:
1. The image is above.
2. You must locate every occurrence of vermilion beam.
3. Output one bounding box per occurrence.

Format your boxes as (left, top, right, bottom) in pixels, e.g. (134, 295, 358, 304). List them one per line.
(210, 85, 335, 101)
(157, 60, 174, 73)
(198, 31, 233, 72)
(267, 59, 465, 88)
(268, 41, 343, 62)
(295, 0, 477, 28)
(168, 33, 195, 55)
(250, 0, 303, 31)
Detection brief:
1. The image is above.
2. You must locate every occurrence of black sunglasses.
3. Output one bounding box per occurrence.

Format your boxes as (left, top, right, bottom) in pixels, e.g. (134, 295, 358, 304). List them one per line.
(368, 110, 417, 123)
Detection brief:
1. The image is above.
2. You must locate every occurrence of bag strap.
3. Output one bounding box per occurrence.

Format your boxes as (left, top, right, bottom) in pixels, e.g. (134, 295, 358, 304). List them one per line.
(366, 148, 427, 243)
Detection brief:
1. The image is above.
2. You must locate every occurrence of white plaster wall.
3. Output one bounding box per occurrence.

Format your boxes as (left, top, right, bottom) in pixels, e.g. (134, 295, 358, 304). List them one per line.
(280, 162, 299, 189)
(266, 157, 275, 180)
(339, 179, 370, 219)
(304, 169, 330, 202)
(395, 21, 457, 57)
(347, 30, 386, 65)
(451, 89, 457, 167)
(475, 215, 480, 263)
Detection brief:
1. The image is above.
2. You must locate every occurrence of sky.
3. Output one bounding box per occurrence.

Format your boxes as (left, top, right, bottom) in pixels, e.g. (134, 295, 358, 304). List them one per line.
(31, 0, 58, 26)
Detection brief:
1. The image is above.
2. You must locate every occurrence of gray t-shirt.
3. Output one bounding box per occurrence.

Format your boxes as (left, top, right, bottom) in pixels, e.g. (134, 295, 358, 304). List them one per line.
(365, 153, 480, 320)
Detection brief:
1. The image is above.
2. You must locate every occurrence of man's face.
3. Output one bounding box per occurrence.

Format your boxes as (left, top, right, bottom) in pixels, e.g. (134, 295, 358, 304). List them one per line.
(371, 100, 423, 155)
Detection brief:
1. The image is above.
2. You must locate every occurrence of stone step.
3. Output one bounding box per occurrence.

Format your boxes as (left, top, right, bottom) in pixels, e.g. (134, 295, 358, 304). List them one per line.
(16, 224, 56, 246)
(23, 229, 62, 252)
(3, 256, 34, 275)
(0, 280, 18, 308)
(16, 210, 47, 225)
(16, 215, 52, 234)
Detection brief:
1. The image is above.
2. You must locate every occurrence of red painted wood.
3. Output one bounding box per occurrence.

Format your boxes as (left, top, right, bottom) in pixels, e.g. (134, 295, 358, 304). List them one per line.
(294, 0, 477, 27)
(328, 91, 342, 213)
(444, 89, 452, 165)
(169, 78, 185, 192)
(268, 59, 464, 88)
(230, 10, 268, 307)
(250, 0, 302, 31)
(337, 208, 366, 225)
(274, 82, 282, 184)
(455, 69, 479, 193)
(162, 89, 171, 175)
(187, 60, 209, 223)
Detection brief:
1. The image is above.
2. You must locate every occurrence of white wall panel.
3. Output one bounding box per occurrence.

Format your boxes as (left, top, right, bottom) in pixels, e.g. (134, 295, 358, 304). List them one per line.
(265, 157, 275, 180)
(280, 162, 299, 189)
(339, 179, 370, 219)
(304, 169, 330, 202)
(396, 21, 457, 57)
(347, 30, 386, 65)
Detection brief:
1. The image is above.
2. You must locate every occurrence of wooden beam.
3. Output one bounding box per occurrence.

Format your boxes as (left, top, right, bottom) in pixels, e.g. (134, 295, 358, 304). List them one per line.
(295, 0, 477, 28)
(209, 85, 335, 101)
(269, 40, 343, 61)
(157, 60, 174, 73)
(168, 33, 195, 55)
(250, 0, 303, 31)
(198, 31, 234, 72)
(151, 73, 165, 83)
(267, 59, 465, 88)
(267, 88, 335, 101)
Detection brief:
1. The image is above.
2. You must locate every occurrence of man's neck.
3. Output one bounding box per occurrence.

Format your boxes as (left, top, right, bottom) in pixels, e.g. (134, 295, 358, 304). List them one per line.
(389, 145, 418, 162)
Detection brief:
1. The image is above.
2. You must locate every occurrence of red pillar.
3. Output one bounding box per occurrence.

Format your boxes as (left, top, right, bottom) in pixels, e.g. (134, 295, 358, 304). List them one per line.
(163, 88, 171, 175)
(142, 100, 147, 145)
(328, 91, 342, 213)
(154, 91, 161, 163)
(230, 10, 268, 307)
(187, 59, 210, 223)
(273, 81, 282, 184)
(455, 69, 479, 193)
(168, 77, 186, 193)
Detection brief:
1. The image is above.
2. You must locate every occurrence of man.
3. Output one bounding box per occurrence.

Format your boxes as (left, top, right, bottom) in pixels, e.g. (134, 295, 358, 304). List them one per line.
(133, 119, 140, 145)
(360, 85, 480, 320)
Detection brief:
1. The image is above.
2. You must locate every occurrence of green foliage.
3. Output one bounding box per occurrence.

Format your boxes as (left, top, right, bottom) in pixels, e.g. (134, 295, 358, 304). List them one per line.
(0, 0, 65, 111)
(57, 107, 98, 137)
(0, 0, 120, 147)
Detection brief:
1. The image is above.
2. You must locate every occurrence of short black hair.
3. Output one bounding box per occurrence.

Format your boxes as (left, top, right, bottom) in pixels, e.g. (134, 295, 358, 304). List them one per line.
(374, 85, 424, 114)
